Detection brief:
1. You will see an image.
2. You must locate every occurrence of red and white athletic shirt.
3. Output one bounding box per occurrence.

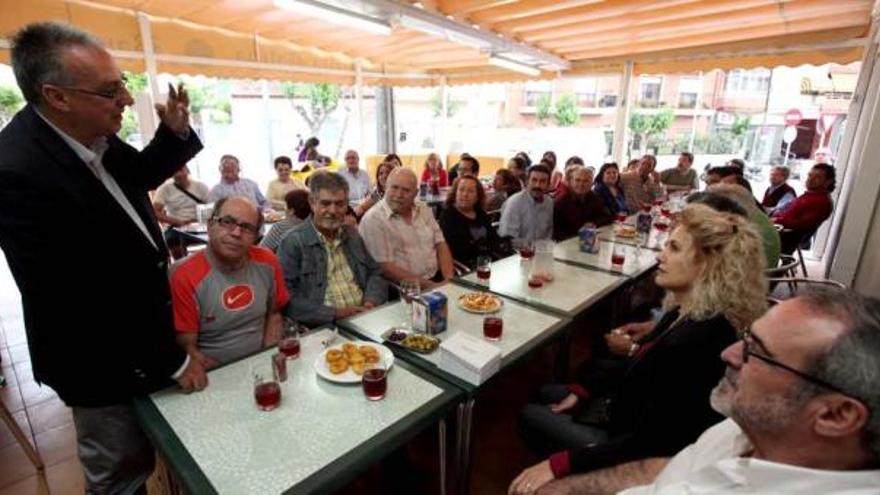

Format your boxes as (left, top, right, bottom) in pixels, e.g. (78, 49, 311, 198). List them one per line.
(170, 246, 290, 364)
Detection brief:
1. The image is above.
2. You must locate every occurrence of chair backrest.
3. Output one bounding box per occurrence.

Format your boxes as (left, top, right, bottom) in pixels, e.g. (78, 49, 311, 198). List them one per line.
(765, 254, 799, 278)
(767, 277, 847, 303)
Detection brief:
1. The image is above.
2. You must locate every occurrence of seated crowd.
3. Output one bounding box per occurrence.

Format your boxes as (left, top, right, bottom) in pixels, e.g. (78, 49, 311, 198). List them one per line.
(154, 147, 870, 493)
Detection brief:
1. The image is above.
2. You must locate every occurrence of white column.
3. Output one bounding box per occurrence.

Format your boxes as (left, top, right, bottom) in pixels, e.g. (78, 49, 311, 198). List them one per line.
(826, 17, 880, 284)
(689, 71, 703, 152)
(355, 59, 365, 152)
(440, 76, 448, 158)
(261, 80, 275, 161)
(612, 61, 634, 164)
(136, 12, 159, 140)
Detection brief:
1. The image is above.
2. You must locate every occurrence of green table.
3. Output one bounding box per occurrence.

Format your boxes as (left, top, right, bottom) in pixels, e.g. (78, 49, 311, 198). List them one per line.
(134, 327, 463, 494)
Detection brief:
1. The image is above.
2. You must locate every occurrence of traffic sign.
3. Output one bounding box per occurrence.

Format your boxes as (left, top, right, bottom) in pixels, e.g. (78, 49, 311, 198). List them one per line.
(784, 108, 803, 126)
(783, 125, 798, 144)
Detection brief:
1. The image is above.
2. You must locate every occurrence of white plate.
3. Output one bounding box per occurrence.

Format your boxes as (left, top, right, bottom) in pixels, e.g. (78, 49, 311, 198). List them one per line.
(457, 293, 504, 314)
(313, 341, 395, 384)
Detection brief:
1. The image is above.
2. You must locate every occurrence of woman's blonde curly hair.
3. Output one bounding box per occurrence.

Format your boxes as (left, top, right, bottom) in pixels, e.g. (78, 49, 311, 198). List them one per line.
(667, 203, 768, 330)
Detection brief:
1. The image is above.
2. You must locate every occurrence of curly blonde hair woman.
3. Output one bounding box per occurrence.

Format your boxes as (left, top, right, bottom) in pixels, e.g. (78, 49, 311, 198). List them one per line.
(668, 202, 768, 330)
(512, 203, 768, 495)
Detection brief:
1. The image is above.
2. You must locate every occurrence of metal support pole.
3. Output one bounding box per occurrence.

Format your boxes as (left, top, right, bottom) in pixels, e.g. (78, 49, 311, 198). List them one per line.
(689, 71, 703, 152)
(136, 12, 159, 140)
(612, 61, 634, 164)
(440, 76, 448, 158)
(261, 80, 274, 162)
(355, 59, 365, 151)
(438, 419, 447, 495)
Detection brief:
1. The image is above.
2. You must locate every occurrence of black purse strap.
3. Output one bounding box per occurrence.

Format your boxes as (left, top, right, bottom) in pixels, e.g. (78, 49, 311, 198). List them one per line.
(174, 183, 206, 204)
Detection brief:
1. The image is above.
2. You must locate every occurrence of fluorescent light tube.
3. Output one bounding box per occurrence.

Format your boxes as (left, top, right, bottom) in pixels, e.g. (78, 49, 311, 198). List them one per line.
(274, 0, 392, 36)
(489, 55, 540, 77)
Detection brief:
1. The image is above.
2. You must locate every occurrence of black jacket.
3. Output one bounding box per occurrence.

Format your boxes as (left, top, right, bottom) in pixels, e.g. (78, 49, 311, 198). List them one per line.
(569, 309, 735, 473)
(0, 106, 203, 407)
(438, 206, 506, 268)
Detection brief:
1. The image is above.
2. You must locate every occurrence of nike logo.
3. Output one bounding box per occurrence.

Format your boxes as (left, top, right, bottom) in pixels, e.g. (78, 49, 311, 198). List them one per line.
(226, 291, 247, 306)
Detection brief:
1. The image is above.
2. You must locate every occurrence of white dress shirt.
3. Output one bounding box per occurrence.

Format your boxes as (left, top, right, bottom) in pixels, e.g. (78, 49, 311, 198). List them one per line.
(621, 419, 880, 494)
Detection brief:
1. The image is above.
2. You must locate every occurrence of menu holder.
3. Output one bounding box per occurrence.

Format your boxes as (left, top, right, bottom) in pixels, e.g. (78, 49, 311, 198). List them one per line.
(438, 332, 501, 385)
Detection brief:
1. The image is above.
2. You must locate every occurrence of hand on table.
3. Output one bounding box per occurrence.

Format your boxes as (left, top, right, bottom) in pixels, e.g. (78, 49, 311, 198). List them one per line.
(190, 349, 219, 370)
(549, 393, 579, 414)
(334, 306, 368, 319)
(605, 331, 634, 356)
(155, 82, 191, 135)
(509, 460, 555, 495)
(176, 357, 207, 393)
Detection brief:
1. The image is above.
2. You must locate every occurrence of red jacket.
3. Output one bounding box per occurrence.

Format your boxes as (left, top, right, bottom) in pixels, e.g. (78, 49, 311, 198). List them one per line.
(772, 190, 832, 233)
(421, 168, 449, 187)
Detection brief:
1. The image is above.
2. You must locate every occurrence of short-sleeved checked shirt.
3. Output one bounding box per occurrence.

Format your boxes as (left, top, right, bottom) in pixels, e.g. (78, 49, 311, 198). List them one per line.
(620, 171, 664, 211)
(318, 230, 364, 308)
(358, 199, 445, 279)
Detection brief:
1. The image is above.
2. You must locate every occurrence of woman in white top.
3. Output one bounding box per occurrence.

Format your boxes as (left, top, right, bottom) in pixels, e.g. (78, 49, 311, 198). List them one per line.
(265, 155, 306, 210)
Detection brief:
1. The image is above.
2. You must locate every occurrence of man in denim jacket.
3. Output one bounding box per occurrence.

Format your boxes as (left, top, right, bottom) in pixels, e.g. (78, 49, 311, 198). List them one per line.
(277, 171, 387, 326)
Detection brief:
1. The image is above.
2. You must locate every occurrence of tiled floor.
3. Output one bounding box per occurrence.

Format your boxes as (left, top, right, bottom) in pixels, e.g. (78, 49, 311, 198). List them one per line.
(0, 256, 84, 494)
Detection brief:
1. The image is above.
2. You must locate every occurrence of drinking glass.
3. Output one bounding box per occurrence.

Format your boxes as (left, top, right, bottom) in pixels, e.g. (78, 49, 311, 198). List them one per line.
(279, 318, 305, 360)
(399, 279, 420, 329)
(611, 244, 627, 270)
(483, 316, 503, 341)
(518, 239, 535, 260)
(476, 256, 492, 285)
(362, 358, 388, 401)
(252, 361, 282, 411)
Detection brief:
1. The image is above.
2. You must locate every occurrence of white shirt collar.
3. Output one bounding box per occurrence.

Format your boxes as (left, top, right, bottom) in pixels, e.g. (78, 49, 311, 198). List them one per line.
(34, 108, 108, 164)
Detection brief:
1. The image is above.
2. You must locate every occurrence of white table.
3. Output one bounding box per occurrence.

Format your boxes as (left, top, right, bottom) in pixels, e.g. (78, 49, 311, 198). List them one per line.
(554, 237, 659, 278)
(458, 254, 626, 318)
(135, 328, 462, 494)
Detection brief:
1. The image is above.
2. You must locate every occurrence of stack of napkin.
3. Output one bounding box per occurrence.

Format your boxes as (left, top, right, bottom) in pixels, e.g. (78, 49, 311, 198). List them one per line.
(438, 332, 501, 385)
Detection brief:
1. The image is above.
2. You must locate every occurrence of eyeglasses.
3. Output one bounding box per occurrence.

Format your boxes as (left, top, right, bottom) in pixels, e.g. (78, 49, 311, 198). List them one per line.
(212, 215, 260, 236)
(740, 328, 854, 398)
(58, 75, 130, 101)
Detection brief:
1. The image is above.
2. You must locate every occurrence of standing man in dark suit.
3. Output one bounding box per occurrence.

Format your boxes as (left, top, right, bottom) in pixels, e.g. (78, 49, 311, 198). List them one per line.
(0, 22, 207, 494)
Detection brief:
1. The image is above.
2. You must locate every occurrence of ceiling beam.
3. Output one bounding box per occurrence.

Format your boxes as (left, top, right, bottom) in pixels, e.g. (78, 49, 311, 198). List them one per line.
(562, 13, 869, 59)
(534, 0, 867, 48)
(469, 0, 692, 25)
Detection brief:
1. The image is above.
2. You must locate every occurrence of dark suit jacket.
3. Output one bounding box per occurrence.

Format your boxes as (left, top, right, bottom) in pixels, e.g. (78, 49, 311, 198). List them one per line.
(568, 309, 735, 474)
(0, 106, 203, 407)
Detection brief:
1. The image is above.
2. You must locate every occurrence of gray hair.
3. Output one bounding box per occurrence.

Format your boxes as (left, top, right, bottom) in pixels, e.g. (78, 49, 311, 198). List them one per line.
(797, 288, 880, 463)
(308, 170, 349, 196)
(10, 21, 104, 105)
(772, 165, 791, 180)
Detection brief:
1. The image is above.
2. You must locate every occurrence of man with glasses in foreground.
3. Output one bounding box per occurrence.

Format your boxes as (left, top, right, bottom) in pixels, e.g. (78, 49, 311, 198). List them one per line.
(171, 197, 289, 368)
(0, 22, 207, 493)
(535, 289, 880, 494)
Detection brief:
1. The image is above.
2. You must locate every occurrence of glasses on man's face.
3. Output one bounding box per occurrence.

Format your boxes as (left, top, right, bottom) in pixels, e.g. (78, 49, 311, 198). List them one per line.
(60, 75, 130, 101)
(740, 328, 854, 398)
(213, 215, 259, 236)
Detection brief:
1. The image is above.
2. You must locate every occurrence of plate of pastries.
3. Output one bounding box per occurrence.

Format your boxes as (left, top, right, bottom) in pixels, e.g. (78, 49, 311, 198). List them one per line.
(457, 292, 503, 313)
(314, 341, 395, 384)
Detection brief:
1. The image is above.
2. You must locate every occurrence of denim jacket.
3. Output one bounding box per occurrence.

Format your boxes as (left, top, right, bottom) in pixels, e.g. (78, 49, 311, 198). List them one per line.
(277, 220, 387, 326)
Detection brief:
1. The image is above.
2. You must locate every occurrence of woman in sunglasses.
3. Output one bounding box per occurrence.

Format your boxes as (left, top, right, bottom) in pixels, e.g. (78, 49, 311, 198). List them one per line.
(512, 204, 768, 494)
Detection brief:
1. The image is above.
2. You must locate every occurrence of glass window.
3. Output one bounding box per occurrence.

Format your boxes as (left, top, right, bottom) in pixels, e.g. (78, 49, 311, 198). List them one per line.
(572, 77, 598, 107)
(724, 69, 770, 95)
(639, 76, 662, 108)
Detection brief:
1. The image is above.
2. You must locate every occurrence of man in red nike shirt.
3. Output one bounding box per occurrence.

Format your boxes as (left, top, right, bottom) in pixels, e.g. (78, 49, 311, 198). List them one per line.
(170, 196, 289, 368)
(772, 164, 835, 254)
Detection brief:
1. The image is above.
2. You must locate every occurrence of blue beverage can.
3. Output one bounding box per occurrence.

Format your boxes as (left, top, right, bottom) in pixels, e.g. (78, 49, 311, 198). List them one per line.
(419, 182, 428, 198)
(579, 226, 598, 253)
(637, 210, 653, 234)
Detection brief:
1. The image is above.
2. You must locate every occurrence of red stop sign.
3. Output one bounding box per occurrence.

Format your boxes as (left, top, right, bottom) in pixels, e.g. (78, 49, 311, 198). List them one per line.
(785, 109, 803, 126)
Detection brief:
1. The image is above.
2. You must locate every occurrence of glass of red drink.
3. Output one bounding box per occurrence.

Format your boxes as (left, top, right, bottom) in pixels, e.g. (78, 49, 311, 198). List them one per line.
(518, 239, 535, 259)
(362, 359, 388, 401)
(279, 319, 304, 360)
(476, 256, 492, 284)
(611, 243, 627, 269)
(615, 212, 627, 224)
(483, 316, 503, 341)
(527, 273, 544, 288)
(253, 369, 282, 411)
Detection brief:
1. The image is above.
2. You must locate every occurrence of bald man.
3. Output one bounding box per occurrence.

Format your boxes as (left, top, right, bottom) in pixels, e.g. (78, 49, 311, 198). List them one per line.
(358, 168, 454, 290)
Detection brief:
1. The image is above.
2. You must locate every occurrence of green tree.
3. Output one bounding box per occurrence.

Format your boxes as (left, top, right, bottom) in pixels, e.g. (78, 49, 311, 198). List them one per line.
(553, 92, 578, 127)
(628, 109, 674, 155)
(0, 85, 24, 128)
(535, 93, 552, 126)
(282, 82, 341, 135)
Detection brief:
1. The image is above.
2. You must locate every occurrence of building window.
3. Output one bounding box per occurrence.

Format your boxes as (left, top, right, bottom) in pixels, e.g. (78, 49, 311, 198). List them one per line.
(639, 76, 662, 108)
(678, 77, 700, 109)
(599, 94, 618, 107)
(724, 69, 770, 96)
(572, 77, 598, 107)
(523, 80, 552, 106)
